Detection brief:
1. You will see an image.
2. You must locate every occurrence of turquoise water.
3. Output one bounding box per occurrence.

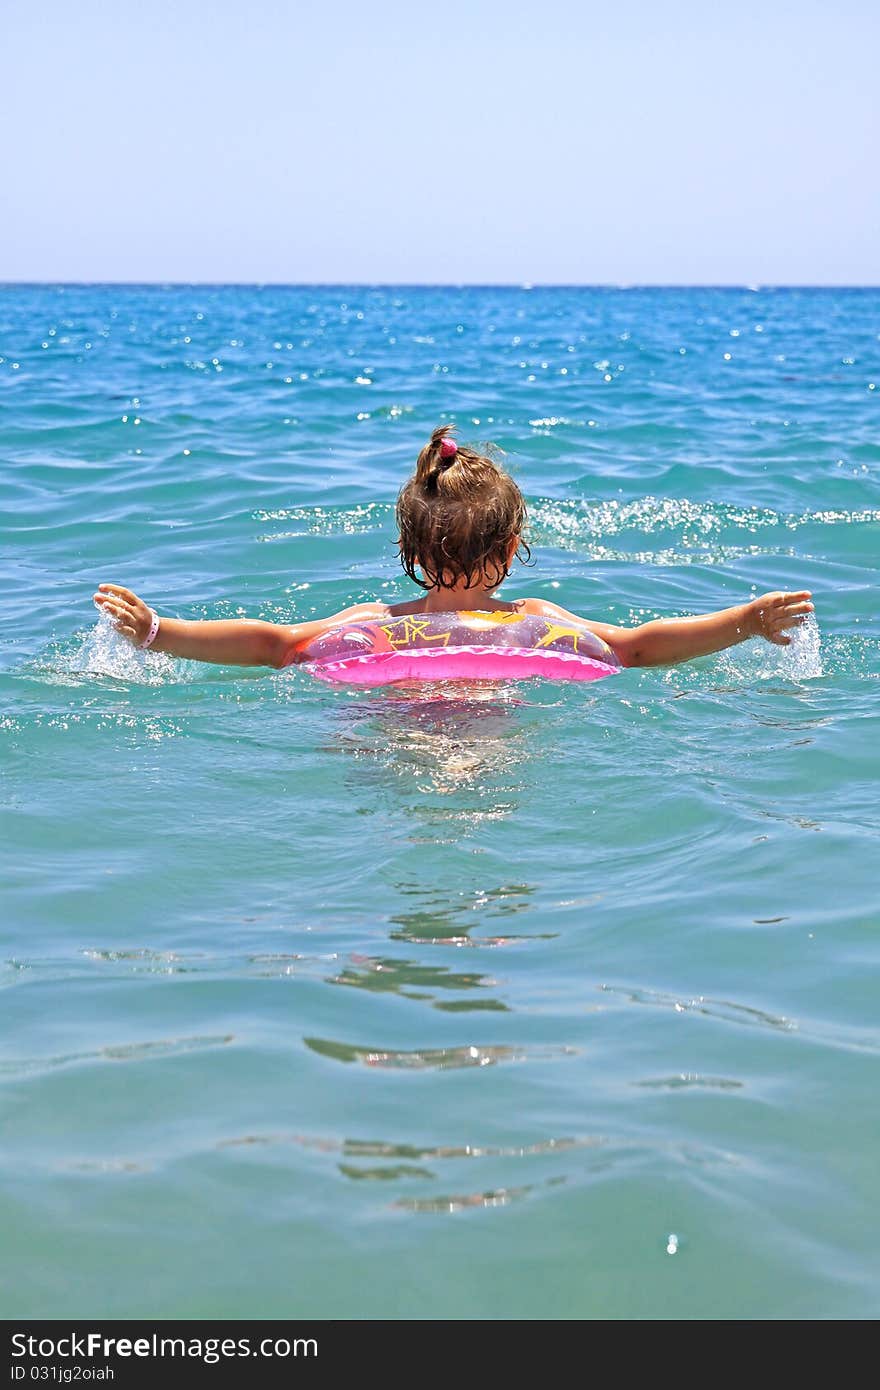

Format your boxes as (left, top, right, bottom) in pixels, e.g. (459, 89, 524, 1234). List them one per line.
(2, 285, 878, 1320)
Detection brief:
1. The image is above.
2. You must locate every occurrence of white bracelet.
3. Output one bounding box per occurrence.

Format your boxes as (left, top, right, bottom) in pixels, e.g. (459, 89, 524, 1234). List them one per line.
(140, 609, 160, 650)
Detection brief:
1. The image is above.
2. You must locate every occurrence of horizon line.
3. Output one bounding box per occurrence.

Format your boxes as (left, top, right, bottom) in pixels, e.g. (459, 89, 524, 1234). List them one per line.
(2, 280, 879, 292)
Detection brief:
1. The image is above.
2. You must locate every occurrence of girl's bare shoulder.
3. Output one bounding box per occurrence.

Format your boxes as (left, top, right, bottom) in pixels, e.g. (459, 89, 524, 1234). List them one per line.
(513, 596, 590, 623)
(327, 601, 392, 623)
(288, 602, 390, 645)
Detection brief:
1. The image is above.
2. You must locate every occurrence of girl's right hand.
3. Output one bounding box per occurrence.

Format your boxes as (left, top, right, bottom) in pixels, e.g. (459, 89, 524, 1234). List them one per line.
(93, 584, 153, 645)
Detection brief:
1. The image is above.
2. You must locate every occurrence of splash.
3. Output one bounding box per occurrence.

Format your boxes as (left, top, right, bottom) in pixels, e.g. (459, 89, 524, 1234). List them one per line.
(782, 611, 823, 680)
(72, 609, 183, 684)
(654, 611, 824, 688)
(727, 612, 823, 684)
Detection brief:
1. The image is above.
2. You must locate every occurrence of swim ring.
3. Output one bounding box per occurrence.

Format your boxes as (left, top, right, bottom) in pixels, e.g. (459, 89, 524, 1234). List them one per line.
(295, 611, 621, 686)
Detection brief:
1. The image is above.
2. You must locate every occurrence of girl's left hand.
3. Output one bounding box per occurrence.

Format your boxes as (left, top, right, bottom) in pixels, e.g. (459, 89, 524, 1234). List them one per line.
(748, 590, 814, 645)
(93, 584, 153, 645)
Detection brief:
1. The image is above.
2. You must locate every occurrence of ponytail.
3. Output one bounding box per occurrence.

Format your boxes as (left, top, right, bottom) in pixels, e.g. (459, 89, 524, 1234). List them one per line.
(413, 425, 461, 494)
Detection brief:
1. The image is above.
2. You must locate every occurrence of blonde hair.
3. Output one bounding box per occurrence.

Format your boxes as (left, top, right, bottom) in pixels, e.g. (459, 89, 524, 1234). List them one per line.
(396, 425, 530, 591)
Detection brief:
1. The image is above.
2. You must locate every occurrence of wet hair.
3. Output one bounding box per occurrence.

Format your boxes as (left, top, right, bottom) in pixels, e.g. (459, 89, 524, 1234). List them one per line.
(396, 425, 530, 591)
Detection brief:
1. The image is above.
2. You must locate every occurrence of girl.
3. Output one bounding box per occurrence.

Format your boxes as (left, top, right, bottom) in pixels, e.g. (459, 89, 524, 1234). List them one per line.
(93, 425, 813, 669)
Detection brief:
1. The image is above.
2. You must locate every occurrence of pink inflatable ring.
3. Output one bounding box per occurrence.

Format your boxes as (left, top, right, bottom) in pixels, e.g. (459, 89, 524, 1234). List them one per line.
(297, 610, 621, 686)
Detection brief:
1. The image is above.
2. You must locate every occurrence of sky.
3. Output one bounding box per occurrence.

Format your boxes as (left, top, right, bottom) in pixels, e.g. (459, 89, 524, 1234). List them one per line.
(1, 0, 877, 284)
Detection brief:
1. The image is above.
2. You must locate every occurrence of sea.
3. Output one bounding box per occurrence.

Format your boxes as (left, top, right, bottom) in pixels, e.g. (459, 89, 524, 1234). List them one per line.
(1, 284, 878, 1319)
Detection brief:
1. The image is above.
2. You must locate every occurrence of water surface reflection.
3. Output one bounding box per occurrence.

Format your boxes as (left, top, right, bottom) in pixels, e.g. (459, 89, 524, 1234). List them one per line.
(325, 686, 541, 836)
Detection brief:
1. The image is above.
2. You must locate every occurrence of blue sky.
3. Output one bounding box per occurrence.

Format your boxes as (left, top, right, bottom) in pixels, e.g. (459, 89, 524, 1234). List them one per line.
(1, 0, 877, 283)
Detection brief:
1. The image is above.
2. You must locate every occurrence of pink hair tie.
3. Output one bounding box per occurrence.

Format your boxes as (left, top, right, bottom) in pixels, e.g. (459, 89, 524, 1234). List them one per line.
(439, 436, 458, 459)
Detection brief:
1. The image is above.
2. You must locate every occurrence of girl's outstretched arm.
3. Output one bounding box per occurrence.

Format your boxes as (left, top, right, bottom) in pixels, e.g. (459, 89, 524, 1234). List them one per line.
(612, 591, 814, 666)
(530, 592, 814, 667)
(92, 584, 380, 668)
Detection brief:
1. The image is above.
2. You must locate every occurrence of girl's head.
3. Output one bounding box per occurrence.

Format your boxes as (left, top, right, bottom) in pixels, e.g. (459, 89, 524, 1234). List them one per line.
(396, 425, 530, 591)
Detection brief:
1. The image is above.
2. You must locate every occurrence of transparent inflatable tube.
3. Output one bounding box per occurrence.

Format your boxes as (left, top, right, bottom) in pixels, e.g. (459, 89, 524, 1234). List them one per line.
(297, 611, 621, 686)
